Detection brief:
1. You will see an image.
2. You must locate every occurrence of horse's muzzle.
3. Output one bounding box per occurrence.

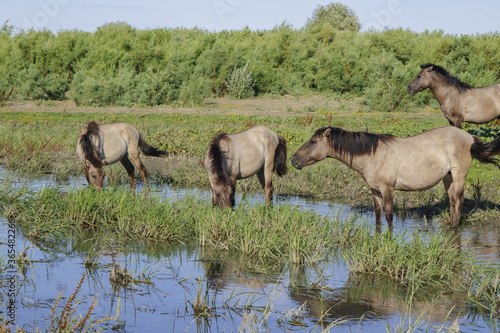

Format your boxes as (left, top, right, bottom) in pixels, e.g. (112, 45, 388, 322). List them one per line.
(407, 86, 416, 96)
(290, 156, 303, 170)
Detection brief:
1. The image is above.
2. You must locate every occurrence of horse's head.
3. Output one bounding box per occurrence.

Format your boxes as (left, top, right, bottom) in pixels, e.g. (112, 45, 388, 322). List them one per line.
(407, 64, 437, 96)
(87, 164, 105, 191)
(291, 127, 331, 170)
(208, 181, 234, 209)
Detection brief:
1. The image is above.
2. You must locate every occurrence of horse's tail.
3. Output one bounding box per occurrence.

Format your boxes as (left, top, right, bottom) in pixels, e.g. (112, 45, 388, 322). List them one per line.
(79, 121, 104, 168)
(139, 134, 167, 157)
(273, 134, 288, 177)
(207, 134, 231, 186)
(471, 135, 500, 168)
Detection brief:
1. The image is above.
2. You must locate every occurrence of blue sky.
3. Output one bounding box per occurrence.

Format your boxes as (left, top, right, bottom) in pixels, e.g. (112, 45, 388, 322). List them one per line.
(1, 0, 499, 35)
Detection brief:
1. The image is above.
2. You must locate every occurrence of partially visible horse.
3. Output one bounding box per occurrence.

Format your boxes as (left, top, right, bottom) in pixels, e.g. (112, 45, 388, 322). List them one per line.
(291, 126, 500, 228)
(76, 121, 166, 190)
(407, 63, 500, 128)
(205, 126, 287, 208)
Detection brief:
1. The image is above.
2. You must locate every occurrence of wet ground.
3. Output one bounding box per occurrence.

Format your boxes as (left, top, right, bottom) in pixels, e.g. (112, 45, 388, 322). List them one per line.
(1, 169, 500, 332)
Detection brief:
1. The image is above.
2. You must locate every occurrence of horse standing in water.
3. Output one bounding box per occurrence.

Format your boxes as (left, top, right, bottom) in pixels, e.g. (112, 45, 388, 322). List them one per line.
(205, 126, 287, 208)
(407, 63, 500, 128)
(291, 126, 500, 229)
(76, 121, 166, 190)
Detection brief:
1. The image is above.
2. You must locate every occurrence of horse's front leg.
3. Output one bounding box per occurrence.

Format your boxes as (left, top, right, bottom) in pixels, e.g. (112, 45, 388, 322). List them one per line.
(371, 189, 383, 232)
(382, 188, 394, 229)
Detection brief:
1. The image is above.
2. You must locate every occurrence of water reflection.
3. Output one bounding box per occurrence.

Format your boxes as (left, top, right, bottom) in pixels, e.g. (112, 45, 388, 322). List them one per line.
(1, 168, 500, 332)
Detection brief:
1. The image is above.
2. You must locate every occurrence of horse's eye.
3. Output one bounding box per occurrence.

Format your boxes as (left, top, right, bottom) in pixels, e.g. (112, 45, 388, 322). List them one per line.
(417, 75, 421, 79)
(92, 175, 97, 179)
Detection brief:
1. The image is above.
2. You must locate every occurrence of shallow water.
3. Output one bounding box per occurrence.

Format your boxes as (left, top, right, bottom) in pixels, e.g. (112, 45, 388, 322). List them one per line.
(1, 170, 500, 332)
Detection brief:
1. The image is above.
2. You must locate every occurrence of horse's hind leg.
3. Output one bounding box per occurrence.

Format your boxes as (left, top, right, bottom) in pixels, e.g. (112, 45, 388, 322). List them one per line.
(443, 172, 465, 227)
(128, 150, 149, 187)
(120, 155, 136, 190)
(257, 168, 273, 204)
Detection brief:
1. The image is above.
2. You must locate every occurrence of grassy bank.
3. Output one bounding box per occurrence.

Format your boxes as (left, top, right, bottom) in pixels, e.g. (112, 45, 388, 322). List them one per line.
(1, 183, 500, 316)
(1, 103, 499, 224)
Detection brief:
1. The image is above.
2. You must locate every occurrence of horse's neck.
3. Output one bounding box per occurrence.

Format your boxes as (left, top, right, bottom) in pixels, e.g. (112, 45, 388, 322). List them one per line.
(330, 151, 370, 174)
(429, 77, 457, 107)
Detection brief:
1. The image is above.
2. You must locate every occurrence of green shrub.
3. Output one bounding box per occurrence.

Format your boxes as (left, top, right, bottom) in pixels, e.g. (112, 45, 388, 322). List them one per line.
(227, 62, 254, 99)
(0, 19, 500, 109)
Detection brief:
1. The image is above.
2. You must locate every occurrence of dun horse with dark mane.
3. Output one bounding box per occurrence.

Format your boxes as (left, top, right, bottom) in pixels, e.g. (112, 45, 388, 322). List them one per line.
(76, 121, 166, 190)
(291, 126, 500, 228)
(407, 63, 500, 128)
(205, 126, 287, 208)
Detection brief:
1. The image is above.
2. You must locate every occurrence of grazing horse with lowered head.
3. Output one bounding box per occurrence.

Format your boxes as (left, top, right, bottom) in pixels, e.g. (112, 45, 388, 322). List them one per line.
(205, 126, 287, 208)
(291, 126, 500, 228)
(407, 63, 500, 128)
(76, 121, 166, 190)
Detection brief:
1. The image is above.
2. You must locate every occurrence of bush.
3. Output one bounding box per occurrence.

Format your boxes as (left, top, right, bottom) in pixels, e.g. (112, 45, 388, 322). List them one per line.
(1, 18, 500, 109)
(227, 62, 254, 99)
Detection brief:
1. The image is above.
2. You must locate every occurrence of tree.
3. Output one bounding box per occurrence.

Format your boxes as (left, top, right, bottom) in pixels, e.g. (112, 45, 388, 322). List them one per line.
(305, 3, 360, 32)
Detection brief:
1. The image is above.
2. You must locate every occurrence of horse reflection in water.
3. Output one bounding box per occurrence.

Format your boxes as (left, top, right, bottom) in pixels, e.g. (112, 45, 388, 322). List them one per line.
(205, 126, 287, 208)
(407, 63, 500, 129)
(291, 126, 500, 229)
(76, 121, 166, 190)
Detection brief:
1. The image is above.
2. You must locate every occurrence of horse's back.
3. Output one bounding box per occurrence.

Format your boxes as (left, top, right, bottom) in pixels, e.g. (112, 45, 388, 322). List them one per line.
(462, 84, 500, 123)
(355, 127, 468, 191)
(82, 122, 140, 165)
(381, 126, 474, 191)
(227, 126, 279, 179)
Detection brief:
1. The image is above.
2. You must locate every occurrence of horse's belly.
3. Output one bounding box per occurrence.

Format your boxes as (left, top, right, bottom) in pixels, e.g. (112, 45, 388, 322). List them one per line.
(394, 170, 447, 191)
(101, 149, 127, 165)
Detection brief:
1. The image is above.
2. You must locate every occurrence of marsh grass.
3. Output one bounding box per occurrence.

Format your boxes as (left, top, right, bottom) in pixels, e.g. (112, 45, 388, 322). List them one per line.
(3, 182, 500, 330)
(0, 274, 120, 332)
(343, 229, 467, 290)
(47, 274, 120, 333)
(1, 185, 343, 264)
(1, 110, 499, 224)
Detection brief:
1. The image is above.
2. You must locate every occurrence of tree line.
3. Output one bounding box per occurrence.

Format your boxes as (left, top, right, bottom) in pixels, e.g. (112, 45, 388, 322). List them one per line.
(0, 20, 499, 111)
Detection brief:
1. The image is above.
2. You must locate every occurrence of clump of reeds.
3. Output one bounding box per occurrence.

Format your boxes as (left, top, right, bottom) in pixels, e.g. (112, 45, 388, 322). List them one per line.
(191, 277, 212, 316)
(48, 274, 120, 332)
(343, 228, 466, 290)
(109, 263, 134, 287)
(16, 246, 33, 270)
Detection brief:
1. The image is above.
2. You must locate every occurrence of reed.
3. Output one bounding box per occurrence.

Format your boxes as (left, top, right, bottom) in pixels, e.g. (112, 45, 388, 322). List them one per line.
(47, 274, 120, 332)
(343, 229, 467, 290)
(1, 185, 345, 264)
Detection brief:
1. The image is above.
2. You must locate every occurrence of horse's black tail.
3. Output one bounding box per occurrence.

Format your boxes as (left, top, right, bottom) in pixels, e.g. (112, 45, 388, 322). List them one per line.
(471, 135, 500, 168)
(273, 134, 288, 177)
(79, 121, 104, 168)
(207, 134, 231, 186)
(139, 134, 167, 157)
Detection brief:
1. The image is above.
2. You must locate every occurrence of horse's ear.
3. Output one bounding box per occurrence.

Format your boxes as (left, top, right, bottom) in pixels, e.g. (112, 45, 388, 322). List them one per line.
(323, 127, 331, 137)
(426, 65, 434, 72)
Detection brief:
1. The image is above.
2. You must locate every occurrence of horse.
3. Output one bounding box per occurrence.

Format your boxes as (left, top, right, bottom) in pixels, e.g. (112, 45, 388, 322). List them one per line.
(291, 126, 500, 228)
(407, 63, 500, 129)
(204, 126, 287, 208)
(76, 121, 166, 190)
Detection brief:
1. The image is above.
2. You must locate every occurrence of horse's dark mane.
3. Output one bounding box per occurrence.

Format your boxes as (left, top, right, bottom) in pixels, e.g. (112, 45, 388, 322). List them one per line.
(207, 133, 232, 187)
(317, 127, 396, 165)
(79, 121, 104, 168)
(421, 63, 472, 93)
